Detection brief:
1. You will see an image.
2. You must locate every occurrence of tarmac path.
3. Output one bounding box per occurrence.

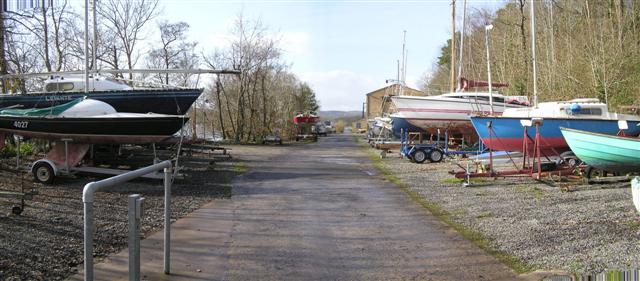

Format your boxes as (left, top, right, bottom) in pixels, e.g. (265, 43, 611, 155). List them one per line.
(75, 134, 524, 281)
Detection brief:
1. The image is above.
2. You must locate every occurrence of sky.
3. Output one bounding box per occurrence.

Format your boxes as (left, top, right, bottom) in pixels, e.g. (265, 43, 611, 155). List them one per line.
(78, 0, 506, 111)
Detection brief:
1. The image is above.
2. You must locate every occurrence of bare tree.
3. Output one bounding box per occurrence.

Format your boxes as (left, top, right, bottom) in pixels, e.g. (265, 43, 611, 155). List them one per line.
(203, 14, 318, 142)
(147, 20, 198, 85)
(98, 0, 159, 80)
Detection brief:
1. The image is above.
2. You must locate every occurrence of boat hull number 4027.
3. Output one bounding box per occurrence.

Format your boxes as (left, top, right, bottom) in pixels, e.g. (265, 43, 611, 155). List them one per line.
(13, 121, 29, 128)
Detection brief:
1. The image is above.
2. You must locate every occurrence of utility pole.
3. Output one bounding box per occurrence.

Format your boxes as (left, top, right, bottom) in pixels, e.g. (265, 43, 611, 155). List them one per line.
(456, 0, 467, 89)
(530, 0, 538, 107)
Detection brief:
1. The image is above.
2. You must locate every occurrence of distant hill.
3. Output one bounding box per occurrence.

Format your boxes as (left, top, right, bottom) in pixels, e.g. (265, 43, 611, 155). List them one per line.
(319, 110, 362, 121)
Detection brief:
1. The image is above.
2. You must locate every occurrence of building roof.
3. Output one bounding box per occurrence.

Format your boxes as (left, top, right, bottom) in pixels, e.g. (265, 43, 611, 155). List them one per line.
(365, 84, 423, 96)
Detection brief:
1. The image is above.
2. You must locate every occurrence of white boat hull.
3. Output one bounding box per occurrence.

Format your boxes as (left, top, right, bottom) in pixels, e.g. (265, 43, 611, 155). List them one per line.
(391, 95, 522, 122)
(390, 94, 527, 139)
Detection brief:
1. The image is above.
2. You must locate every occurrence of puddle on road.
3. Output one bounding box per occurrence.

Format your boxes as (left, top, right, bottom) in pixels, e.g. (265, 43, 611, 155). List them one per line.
(361, 169, 377, 176)
(316, 155, 359, 165)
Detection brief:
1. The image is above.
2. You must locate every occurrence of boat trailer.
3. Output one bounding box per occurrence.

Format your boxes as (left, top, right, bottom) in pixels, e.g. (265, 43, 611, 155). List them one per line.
(399, 129, 486, 164)
(29, 138, 180, 184)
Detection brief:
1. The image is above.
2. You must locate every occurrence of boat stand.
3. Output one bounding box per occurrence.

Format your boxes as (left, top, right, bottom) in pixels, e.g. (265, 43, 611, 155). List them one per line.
(450, 118, 576, 180)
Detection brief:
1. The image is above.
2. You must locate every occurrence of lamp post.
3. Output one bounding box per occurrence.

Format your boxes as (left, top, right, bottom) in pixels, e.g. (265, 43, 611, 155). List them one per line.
(484, 24, 494, 115)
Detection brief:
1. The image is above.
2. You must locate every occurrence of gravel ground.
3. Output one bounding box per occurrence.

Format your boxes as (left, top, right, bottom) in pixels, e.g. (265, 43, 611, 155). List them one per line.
(0, 145, 250, 281)
(372, 145, 640, 274)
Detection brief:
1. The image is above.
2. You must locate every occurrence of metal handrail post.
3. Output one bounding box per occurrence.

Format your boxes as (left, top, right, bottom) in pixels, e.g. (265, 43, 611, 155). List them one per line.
(83, 160, 172, 281)
(128, 194, 143, 281)
(84, 201, 94, 280)
(164, 167, 172, 274)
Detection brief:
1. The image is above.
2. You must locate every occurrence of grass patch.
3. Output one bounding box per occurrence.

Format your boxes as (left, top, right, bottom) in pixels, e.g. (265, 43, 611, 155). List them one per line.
(476, 211, 493, 219)
(441, 178, 464, 184)
(626, 219, 640, 230)
(361, 145, 534, 274)
(514, 184, 546, 199)
(451, 208, 468, 217)
(442, 177, 490, 185)
(233, 162, 248, 173)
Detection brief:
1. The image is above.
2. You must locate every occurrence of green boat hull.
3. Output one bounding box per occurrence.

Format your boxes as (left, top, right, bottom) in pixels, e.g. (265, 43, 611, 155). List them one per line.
(560, 127, 640, 174)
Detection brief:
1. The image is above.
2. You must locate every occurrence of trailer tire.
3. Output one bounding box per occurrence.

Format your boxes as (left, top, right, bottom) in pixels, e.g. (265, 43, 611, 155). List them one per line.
(585, 165, 619, 179)
(429, 149, 444, 163)
(560, 151, 581, 167)
(412, 149, 428, 164)
(33, 162, 55, 184)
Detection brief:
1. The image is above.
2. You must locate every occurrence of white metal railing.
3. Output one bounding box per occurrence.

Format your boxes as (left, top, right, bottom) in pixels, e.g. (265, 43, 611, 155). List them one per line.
(82, 160, 173, 281)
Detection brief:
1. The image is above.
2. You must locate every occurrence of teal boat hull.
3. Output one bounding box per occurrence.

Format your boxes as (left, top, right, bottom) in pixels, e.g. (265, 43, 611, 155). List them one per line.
(560, 127, 640, 174)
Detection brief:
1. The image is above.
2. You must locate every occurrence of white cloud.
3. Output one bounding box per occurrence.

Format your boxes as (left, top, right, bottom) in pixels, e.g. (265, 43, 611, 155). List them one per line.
(278, 31, 311, 58)
(204, 33, 234, 50)
(202, 30, 310, 58)
(405, 75, 420, 90)
(300, 70, 382, 111)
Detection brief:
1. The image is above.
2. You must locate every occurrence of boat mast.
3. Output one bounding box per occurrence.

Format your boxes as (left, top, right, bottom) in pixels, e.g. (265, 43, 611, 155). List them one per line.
(450, 0, 456, 92)
(455, 0, 467, 90)
(403, 49, 408, 88)
(396, 59, 400, 96)
(92, 0, 97, 72)
(83, 0, 89, 92)
(530, 0, 538, 107)
(484, 24, 494, 114)
(400, 30, 406, 96)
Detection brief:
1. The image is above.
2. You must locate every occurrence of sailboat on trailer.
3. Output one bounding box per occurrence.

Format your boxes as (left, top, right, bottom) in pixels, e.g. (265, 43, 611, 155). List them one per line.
(389, 78, 529, 139)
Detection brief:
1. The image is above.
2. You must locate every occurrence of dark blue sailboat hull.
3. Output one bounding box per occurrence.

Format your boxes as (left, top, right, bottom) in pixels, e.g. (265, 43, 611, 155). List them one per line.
(0, 88, 203, 114)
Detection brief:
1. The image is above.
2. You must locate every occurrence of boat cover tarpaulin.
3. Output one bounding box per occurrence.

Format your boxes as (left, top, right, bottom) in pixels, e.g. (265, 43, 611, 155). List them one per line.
(0, 98, 83, 116)
(293, 113, 319, 124)
(458, 77, 508, 91)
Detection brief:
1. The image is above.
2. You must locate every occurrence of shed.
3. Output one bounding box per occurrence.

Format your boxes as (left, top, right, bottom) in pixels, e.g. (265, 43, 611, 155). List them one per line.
(365, 84, 423, 119)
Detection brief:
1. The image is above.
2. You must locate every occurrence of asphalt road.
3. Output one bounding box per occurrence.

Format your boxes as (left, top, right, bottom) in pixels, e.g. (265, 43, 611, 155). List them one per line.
(77, 134, 525, 280)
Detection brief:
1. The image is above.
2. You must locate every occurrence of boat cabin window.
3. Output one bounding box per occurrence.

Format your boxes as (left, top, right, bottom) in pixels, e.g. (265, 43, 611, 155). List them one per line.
(45, 82, 74, 92)
(492, 97, 505, 103)
(457, 95, 505, 104)
(578, 107, 602, 115)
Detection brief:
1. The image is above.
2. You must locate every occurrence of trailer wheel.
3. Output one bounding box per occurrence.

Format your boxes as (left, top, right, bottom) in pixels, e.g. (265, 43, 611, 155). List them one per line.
(429, 149, 444, 163)
(412, 149, 428, 164)
(33, 162, 55, 184)
(585, 165, 618, 179)
(560, 151, 581, 167)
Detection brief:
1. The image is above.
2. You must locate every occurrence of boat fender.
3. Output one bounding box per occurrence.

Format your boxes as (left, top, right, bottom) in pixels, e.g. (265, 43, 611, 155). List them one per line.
(632, 177, 640, 214)
(32, 159, 59, 176)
